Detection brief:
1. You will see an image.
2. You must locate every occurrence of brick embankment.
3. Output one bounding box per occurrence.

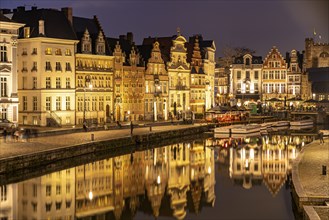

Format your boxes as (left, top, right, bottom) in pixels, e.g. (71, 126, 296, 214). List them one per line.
(0, 124, 213, 184)
(291, 138, 329, 219)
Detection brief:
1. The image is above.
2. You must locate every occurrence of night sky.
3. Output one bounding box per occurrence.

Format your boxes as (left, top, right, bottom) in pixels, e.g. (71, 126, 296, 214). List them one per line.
(1, 0, 328, 58)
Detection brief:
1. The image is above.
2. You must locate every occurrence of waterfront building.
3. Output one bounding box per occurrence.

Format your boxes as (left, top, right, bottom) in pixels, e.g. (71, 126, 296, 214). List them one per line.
(262, 47, 288, 102)
(16, 168, 75, 220)
(107, 33, 145, 121)
(214, 64, 230, 105)
(0, 13, 24, 123)
(139, 41, 169, 121)
(11, 7, 78, 126)
(230, 54, 263, 106)
(71, 11, 114, 125)
(304, 38, 329, 69)
(286, 50, 303, 100)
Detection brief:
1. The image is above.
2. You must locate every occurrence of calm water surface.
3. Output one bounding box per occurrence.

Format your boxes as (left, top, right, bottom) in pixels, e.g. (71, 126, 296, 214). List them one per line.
(1, 128, 318, 220)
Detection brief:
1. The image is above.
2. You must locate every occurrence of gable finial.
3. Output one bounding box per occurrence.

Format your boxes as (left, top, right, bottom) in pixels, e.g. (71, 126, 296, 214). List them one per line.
(177, 27, 181, 36)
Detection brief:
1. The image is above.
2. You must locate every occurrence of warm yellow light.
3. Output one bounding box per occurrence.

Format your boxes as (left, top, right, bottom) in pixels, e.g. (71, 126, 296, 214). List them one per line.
(157, 175, 161, 184)
(88, 191, 93, 200)
(208, 166, 211, 174)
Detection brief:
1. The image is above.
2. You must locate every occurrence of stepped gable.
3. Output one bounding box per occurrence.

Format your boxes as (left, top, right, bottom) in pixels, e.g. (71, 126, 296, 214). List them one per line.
(11, 7, 77, 40)
(263, 46, 287, 67)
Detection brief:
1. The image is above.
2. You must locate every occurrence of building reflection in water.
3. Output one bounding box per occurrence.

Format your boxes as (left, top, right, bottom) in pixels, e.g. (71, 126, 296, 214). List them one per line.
(0, 134, 313, 220)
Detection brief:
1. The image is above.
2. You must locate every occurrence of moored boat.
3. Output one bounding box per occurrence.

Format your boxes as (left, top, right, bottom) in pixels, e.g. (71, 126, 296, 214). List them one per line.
(272, 121, 290, 127)
(231, 124, 260, 134)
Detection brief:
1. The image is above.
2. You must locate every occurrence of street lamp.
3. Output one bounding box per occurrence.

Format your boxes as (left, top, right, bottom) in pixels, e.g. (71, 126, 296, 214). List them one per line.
(83, 77, 93, 124)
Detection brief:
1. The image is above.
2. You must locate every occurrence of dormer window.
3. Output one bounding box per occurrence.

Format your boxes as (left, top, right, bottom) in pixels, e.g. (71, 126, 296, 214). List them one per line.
(24, 27, 30, 38)
(245, 58, 250, 65)
(96, 31, 105, 55)
(81, 29, 92, 54)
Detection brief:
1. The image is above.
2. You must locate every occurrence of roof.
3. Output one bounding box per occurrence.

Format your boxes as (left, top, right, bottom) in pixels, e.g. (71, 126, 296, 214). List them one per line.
(73, 16, 111, 55)
(308, 67, 329, 82)
(312, 81, 329, 93)
(233, 54, 263, 64)
(11, 8, 77, 40)
(0, 12, 12, 22)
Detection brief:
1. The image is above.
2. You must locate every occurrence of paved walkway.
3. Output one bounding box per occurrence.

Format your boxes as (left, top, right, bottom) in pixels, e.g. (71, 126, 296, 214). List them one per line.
(292, 138, 329, 219)
(0, 124, 203, 160)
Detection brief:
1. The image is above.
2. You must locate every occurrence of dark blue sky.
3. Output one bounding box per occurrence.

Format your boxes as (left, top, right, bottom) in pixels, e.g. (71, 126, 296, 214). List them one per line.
(1, 0, 328, 58)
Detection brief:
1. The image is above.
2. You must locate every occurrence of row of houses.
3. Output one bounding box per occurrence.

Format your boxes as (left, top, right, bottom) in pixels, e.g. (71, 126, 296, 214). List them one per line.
(0, 6, 328, 127)
(0, 6, 215, 127)
(216, 39, 329, 106)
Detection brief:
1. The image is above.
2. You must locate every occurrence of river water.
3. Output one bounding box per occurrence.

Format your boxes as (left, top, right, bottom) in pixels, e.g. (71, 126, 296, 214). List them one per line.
(0, 127, 319, 220)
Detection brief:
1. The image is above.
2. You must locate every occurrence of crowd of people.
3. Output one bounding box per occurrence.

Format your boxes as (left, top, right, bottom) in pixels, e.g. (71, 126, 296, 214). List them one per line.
(2, 127, 31, 143)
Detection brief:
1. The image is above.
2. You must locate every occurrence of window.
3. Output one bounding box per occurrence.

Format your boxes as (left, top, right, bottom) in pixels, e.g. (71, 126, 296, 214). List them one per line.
(22, 48, 27, 55)
(23, 96, 27, 111)
(66, 96, 70, 110)
(0, 185, 7, 201)
(0, 46, 8, 62)
(66, 184, 70, 194)
(99, 96, 104, 111)
(24, 27, 30, 38)
(33, 184, 37, 197)
(65, 49, 71, 56)
(55, 49, 62, 55)
(46, 203, 51, 212)
(65, 62, 71, 71)
(66, 201, 71, 209)
(32, 202, 37, 212)
(246, 71, 250, 79)
(56, 185, 61, 195)
(45, 61, 52, 71)
(56, 77, 61, 89)
(31, 62, 37, 72)
(33, 96, 37, 111)
(46, 77, 51, 89)
(46, 97, 51, 111)
(32, 77, 37, 89)
(32, 48, 37, 55)
(237, 71, 241, 79)
(66, 77, 70, 88)
(254, 71, 259, 79)
(56, 62, 62, 72)
(45, 48, 52, 55)
(22, 61, 27, 72)
(56, 97, 61, 110)
(56, 202, 62, 210)
(0, 77, 7, 97)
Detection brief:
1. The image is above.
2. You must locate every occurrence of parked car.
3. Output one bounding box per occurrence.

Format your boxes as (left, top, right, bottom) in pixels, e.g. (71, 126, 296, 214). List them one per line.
(0, 119, 17, 129)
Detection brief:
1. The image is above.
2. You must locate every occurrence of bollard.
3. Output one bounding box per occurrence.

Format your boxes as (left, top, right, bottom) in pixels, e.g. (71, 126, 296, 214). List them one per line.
(322, 165, 327, 175)
(149, 126, 152, 132)
(91, 133, 94, 141)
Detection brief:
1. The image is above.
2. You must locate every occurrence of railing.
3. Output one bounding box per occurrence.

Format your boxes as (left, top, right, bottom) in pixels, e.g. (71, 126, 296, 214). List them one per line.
(42, 106, 62, 127)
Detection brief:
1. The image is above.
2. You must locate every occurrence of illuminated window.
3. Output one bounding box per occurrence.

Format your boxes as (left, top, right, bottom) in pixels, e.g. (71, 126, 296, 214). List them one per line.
(66, 96, 70, 110)
(56, 77, 61, 88)
(55, 49, 62, 55)
(46, 97, 51, 111)
(0, 77, 7, 97)
(0, 46, 7, 62)
(45, 48, 52, 55)
(46, 77, 51, 89)
(56, 97, 61, 111)
(66, 77, 70, 88)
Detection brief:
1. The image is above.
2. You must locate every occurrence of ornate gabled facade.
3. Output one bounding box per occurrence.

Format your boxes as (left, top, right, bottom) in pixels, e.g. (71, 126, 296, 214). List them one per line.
(286, 50, 303, 99)
(262, 46, 288, 101)
(230, 54, 263, 105)
(11, 7, 78, 126)
(215, 65, 230, 105)
(167, 32, 191, 119)
(142, 41, 169, 121)
(108, 33, 145, 121)
(190, 36, 206, 114)
(0, 13, 24, 124)
(72, 12, 114, 125)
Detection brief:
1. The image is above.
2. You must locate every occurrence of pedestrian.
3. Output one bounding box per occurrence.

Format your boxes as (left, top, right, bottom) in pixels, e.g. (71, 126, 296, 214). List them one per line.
(83, 121, 87, 132)
(319, 131, 325, 144)
(130, 121, 134, 136)
(3, 128, 7, 143)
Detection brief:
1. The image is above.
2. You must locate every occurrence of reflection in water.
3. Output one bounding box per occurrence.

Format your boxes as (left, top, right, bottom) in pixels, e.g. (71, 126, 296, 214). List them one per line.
(0, 133, 315, 220)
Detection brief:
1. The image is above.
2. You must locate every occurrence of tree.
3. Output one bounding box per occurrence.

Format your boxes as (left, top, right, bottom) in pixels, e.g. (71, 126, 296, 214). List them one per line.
(218, 45, 256, 67)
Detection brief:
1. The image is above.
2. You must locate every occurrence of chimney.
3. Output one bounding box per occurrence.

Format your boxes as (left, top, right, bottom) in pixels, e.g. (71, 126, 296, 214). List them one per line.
(127, 32, 133, 44)
(61, 7, 73, 24)
(39, 20, 45, 35)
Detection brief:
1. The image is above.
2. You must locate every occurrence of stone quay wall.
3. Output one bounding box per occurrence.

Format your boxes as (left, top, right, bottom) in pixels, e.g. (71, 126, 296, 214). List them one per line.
(0, 125, 212, 180)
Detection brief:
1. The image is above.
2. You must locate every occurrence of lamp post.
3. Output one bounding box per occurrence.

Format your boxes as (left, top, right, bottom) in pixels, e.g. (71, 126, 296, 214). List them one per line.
(83, 77, 92, 124)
